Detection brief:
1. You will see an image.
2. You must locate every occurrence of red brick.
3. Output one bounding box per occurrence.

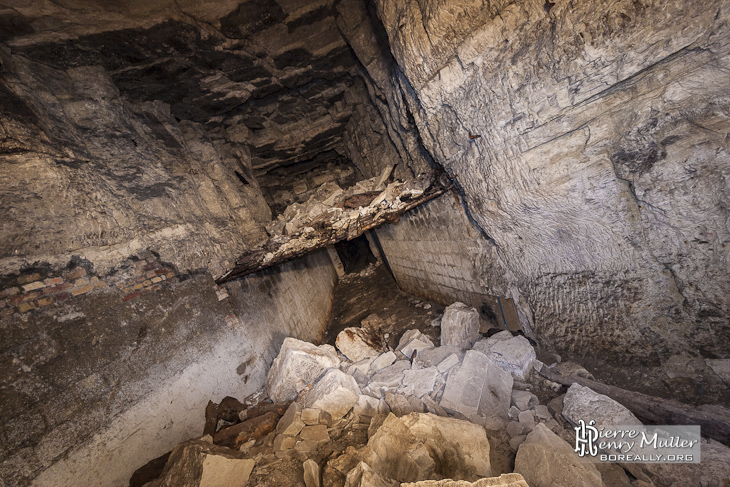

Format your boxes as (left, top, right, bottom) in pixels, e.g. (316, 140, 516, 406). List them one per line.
(71, 284, 94, 296)
(38, 297, 54, 307)
(123, 291, 141, 301)
(142, 280, 151, 287)
(155, 268, 169, 275)
(9, 291, 40, 305)
(66, 268, 86, 280)
(145, 271, 156, 279)
(74, 278, 89, 287)
(143, 264, 156, 272)
(22, 281, 46, 292)
(17, 273, 41, 285)
(166, 272, 175, 279)
(44, 277, 63, 286)
(94, 281, 106, 289)
(0, 287, 20, 298)
(151, 277, 162, 284)
(133, 283, 144, 290)
(56, 292, 71, 301)
(90, 276, 99, 283)
(18, 301, 36, 312)
(44, 282, 73, 295)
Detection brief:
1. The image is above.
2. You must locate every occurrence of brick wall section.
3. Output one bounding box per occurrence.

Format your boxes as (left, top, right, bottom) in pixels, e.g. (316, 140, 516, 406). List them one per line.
(375, 192, 524, 330)
(0, 252, 179, 319)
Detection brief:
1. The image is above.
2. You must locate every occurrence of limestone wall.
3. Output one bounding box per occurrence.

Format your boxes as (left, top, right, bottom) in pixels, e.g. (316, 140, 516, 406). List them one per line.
(376, 193, 528, 332)
(366, 0, 730, 362)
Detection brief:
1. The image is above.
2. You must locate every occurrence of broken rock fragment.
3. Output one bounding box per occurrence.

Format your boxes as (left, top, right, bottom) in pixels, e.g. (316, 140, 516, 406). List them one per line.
(337, 327, 383, 362)
(148, 438, 255, 487)
(267, 338, 340, 402)
(441, 302, 481, 349)
(473, 335, 536, 381)
(561, 383, 642, 427)
(400, 473, 529, 486)
(440, 350, 513, 429)
(396, 329, 435, 358)
(301, 368, 360, 420)
(514, 423, 603, 487)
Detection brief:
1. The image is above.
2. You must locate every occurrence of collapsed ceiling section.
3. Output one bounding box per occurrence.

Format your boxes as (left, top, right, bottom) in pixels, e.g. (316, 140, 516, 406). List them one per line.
(2, 0, 405, 201)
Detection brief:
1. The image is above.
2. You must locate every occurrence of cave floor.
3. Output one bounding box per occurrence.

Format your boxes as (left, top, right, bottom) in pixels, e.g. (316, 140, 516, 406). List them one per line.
(321, 261, 444, 351)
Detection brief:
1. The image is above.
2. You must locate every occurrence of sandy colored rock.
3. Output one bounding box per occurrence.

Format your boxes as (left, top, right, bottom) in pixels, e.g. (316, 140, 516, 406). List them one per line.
(337, 327, 383, 362)
(514, 423, 603, 487)
(304, 459, 321, 487)
(401, 473, 529, 486)
(148, 439, 255, 487)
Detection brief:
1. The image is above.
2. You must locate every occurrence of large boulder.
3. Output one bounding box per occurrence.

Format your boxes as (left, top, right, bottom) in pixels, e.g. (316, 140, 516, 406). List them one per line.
(440, 350, 513, 429)
(514, 423, 604, 487)
(441, 302, 481, 349)
(267, 338, 340, 402)
(561, 383, 642, 427)
(366, 413, 493, 483)
(473, 336, 536, 380)
(401, 474, 529, 486)
(301, 368, 360, 420)
(148, 438, 255, 487)
(344, 461, 399, 487)
(337, 327, 383, 362)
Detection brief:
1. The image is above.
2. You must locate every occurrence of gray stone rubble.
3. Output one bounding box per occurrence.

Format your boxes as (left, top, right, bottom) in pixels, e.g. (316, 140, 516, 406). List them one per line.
(146, 301, 730, 487)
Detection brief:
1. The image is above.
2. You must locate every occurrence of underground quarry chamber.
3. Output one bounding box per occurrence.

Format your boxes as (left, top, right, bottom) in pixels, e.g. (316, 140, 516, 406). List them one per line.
(1, 0, 729, 486)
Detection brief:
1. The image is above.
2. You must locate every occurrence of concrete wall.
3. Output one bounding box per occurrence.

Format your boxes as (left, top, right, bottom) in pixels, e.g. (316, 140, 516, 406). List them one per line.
(0, 250, 336, 487)
(376, 192, 528, 333)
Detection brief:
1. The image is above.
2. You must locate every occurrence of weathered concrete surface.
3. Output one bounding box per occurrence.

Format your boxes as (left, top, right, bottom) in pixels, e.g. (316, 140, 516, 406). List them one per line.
(365, 0, 730, 362)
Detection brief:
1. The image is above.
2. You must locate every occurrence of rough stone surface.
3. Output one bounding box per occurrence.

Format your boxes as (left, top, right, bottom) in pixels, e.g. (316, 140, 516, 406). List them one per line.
(401, 367, 439, 398)
(441, 302, 481, 349)
(367, 0, 730, 364)
(276, 403, 305, 437)
(511, 391, 538, 411)
(706, 359, 730, 385)
(304, 459, 321, 487)
(396, 329, 435, 358)
(267, 338, 341, 403)
(401, 474, 529, 487)
(562, 384, 642, 427)
(147, 439, 255, 487)
(440, 351, 513, 429)
(474, 336, 536, 381)
(514, 424, 603, 487)
(301, 368, 360, 420)
(366, 413, 492, 483)
(370, 351, 397, 373)
(337, 327, 384, 362)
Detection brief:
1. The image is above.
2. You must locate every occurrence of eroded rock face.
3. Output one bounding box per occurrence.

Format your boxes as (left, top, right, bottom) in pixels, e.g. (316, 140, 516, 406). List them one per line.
(362, 0, 730, 362)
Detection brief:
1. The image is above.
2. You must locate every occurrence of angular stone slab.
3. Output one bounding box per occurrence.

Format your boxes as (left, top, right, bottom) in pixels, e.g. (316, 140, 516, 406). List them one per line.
(440, 350, 513, 429)
(562, 383, 642, 427)
(474, 335, 536, 381)
(302, 368, 360, 420)
(441, 302, 480, 349)
(402, 367, 438, 398)
(337, 327, 383, 362)
(267, 338, 340, 402)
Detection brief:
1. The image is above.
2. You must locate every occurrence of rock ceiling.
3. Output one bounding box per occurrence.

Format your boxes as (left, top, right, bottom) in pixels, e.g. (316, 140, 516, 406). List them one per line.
(1, 0, 368, 177)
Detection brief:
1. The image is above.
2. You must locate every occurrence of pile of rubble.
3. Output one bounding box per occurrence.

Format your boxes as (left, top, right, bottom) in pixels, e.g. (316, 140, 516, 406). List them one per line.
(136, 302, 730, 487)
